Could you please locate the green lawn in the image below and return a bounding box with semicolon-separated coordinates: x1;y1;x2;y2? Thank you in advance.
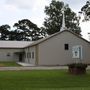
0;62;21;67
0;70;90;90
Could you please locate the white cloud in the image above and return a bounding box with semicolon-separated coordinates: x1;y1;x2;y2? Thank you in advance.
6;0;32;9
80;21;90;41
5;0;50;10
59;0;87;13
4;0;51;27
0;0;90;40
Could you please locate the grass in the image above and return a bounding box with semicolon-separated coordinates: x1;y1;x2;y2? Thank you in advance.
0;70;89;90
0;62;21;67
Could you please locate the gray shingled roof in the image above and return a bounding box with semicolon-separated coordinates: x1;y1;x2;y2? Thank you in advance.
25;30;90;48
0;30;90;49
0;41;33;48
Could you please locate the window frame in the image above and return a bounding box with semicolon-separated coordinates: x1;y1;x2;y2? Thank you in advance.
64;44;69;50
32;52;34;59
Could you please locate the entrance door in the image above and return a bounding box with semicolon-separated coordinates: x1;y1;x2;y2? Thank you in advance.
19;54;23;62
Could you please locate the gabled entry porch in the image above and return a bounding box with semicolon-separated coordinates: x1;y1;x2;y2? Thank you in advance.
14;52;25;62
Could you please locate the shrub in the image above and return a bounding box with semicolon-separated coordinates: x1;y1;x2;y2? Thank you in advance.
68;63;88;75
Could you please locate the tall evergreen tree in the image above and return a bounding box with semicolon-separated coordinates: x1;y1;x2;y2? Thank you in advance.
0;24;10;40
81;0;90;21
43;0;81;35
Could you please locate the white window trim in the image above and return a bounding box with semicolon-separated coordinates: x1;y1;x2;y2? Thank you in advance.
72;45;82;59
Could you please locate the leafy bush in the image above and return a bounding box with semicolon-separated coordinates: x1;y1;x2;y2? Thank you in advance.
68;63;88;75
68;63;87;68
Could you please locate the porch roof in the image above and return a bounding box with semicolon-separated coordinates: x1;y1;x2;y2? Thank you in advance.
0;41;33;49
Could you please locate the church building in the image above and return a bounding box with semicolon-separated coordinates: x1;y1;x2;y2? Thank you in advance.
0;6;90;66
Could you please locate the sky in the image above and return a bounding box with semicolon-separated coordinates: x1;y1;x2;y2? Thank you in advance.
0;0;90;40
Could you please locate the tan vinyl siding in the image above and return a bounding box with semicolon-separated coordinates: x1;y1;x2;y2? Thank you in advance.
24;46;36;65
38;31;90;65
0;49;23;62
35;45;39;65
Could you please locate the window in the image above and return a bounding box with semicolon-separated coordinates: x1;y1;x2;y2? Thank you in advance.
64;44;69;50
7;53;10;56
29;52;31;58
32;52;34;59
26;52;34;59
72;45;82;59
25;53;27;58
27;53;29;58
